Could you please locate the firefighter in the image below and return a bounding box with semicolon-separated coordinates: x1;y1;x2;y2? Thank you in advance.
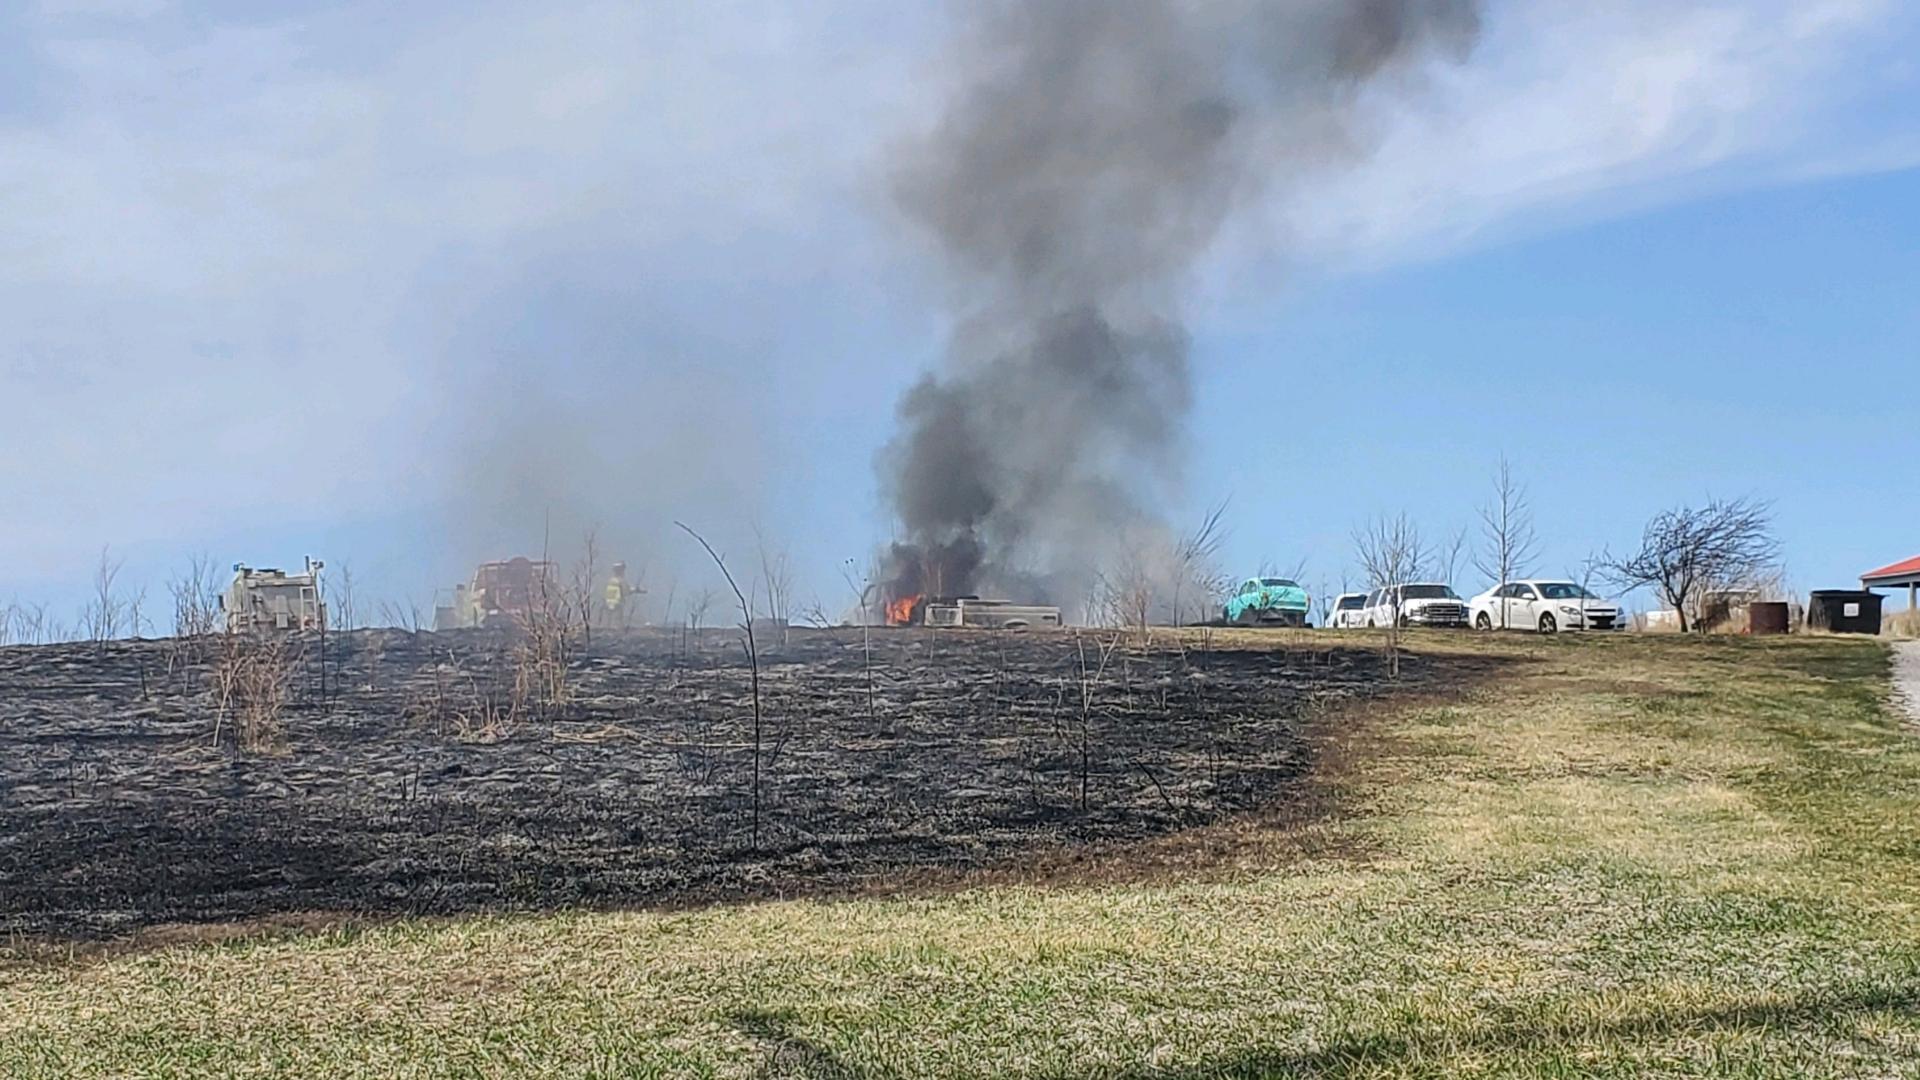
603;561;636;626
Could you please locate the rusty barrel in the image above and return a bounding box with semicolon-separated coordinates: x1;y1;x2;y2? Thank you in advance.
1748;602;1790;635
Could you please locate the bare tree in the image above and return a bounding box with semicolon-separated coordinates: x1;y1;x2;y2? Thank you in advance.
570;528;601;648
169;554;224;639
1600;497;1779;633
678;522;766;849
655;573;678;631
1436;526;1469;588
842;557;879;729
1093;554;1156;639
754;526;794;625
82;546;127;643
1353;513;1428;677
687;587;717;637
1472;457;1541;629
7;601;50;645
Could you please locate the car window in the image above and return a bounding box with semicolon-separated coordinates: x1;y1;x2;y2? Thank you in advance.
1337;595;1363;610
1365;590;1379;606
1515;585;1538;600
1538;583;1590;600
1402;584;1457;600
1258;577;1296;588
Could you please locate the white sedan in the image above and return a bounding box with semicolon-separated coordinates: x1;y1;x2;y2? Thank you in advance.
1470;580;1625;633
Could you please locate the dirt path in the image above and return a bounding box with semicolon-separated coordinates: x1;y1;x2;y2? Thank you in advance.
1896;641;1920;726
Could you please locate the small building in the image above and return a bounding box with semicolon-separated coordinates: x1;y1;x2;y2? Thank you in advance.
223;563;326;634
1862;554;1920;613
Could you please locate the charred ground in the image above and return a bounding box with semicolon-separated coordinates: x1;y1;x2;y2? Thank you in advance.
0;628;1496;939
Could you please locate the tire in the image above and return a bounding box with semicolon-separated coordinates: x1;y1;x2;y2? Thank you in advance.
1539;612;1558;634
1397;614;1410;629
1365;619;1376;629
1475;611;1492;631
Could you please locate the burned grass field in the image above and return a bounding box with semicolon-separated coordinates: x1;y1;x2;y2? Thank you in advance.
0;627;1491;939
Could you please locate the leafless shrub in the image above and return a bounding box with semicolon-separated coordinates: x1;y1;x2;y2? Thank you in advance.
1073;632;1123;810
378;598;427;633
569;527;601;648
1601;496;1779;633
797;598;832;628
410;649;526;743
169;554;223;639
325;561;358;632
755;526;794;625
81;546;127;643
842;558;880;731
513;563;573;711
212;632;297;753
126;585;150;640
6;601;52;645
686;586;717;648
1092;550;1156;639
163;555;225;690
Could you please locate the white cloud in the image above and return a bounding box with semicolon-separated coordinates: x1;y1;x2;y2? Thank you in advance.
1268;0;1920;269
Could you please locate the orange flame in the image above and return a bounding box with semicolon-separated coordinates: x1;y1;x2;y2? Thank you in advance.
886;594;921;626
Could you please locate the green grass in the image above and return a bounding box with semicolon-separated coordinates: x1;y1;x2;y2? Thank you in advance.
5;633;1919;1077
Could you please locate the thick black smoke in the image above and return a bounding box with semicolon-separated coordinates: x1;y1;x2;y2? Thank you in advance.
880;0;1481;605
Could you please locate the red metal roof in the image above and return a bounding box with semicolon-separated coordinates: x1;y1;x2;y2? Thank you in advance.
1862;554;1920;583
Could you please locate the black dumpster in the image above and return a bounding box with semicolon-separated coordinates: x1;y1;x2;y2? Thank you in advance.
1807;590;1882;634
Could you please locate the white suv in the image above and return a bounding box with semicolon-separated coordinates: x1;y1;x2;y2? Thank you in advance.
1357;583;1470;629
1469;580;1624;633
1327;592;1368;628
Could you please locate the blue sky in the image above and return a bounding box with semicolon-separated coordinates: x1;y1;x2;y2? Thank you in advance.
2;1;1918;628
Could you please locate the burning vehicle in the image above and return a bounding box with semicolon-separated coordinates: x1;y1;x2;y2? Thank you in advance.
890;595;1062;630
870;538;1061;629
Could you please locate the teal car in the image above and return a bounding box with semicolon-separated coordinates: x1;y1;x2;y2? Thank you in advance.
1224;577;1310;627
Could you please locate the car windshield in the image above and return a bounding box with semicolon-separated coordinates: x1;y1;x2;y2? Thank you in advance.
1400;585;1458;600
1538;583;1595;600
1258;578;1297;588
1337;596;1364;609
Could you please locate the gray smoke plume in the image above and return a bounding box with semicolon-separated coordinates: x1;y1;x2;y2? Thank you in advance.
880;0;1481;607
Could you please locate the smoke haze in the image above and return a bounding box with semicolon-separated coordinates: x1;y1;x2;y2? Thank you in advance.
880;0;1482;606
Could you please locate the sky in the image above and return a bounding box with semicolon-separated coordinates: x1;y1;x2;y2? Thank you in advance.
2;0;1918;630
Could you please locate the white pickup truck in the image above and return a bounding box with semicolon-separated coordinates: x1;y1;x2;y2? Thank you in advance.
1357;583;1470;628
